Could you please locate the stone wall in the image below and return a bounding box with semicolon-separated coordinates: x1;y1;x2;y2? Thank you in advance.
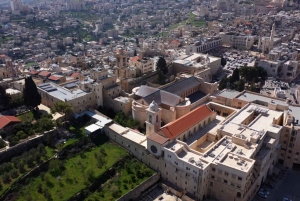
0;129;58;163
116;173;161;201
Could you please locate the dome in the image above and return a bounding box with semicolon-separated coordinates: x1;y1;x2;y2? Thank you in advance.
149;100;159;111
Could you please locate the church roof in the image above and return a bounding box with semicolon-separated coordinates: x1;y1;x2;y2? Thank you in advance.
161;105;214;139
143;90;182;107
147;133;169;145
161;76;201;96
135;85;159;98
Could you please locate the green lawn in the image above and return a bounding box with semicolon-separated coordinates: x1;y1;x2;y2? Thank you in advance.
85;157;155;201
16;142;128;201
187;13;206;27
17;111;42;122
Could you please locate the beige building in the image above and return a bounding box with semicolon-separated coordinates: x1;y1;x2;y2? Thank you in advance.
37;82;96;113
129;55;154;74
101;88;300;201
132;76;217;126
212;89;300;170
172;53;221;78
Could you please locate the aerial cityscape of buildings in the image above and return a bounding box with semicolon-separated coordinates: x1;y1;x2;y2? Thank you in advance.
1;0;300;200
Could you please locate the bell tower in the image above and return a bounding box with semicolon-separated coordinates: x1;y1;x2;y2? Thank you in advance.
145;100;161;136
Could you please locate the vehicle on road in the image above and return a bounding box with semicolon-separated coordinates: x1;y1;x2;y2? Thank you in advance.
258;192;268;198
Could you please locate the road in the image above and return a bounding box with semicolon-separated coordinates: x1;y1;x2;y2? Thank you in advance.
253;170;300;201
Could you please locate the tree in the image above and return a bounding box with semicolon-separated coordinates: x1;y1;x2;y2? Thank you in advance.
221;57;227;66
0;139;6;149
250;79;256;92
234;79;245;92
156;57;168;75
231;68;240;83
256;66;268;79
23;75;41;110
0;86;10;108
218;77;230;90
51;101;73;121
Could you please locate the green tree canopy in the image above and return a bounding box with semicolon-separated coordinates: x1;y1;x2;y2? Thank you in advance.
156;57;168;75
239;66;267;83
23;75;41;110
230;68;240;83
221;57;227;66
51;101;73;121
0;85;10;108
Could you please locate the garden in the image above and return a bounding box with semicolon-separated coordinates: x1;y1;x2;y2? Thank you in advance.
0;113;54;146
85;156;155;201
0;144;54;195
12;137;128;201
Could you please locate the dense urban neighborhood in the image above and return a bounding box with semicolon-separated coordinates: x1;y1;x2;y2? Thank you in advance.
1;0;300;201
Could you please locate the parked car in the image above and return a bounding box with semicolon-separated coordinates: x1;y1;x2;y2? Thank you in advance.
258;192;268;199
259;189;270;196
283;198;292;201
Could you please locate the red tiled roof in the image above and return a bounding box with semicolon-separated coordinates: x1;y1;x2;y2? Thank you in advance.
0;54;6;58
0;115;21;129
161;105;214;139
38;71;51;77
48;75;60;81
147;133;169;145
130;56;140;63
170;39;180;45
71;72;79;78
29;70;39;75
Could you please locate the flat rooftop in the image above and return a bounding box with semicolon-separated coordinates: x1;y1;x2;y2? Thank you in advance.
221;104;283;139
38;83;89;101
164;141;209;169
122;130;147;144
236;92;288;107
107;123;129;134
217;89;241;99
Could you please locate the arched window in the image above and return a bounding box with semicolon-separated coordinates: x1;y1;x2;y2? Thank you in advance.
149;115;152;123
237;192;241;198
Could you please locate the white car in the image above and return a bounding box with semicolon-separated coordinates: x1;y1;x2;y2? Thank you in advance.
259;189;270;196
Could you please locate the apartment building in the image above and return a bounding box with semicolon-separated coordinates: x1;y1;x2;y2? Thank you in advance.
129;55;154;74
219;32;255;50
186;36;222;55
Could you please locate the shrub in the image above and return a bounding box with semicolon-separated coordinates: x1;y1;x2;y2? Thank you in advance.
0;138;6;149
110;185;120;198
2;172;11;183
85;167;95;182
10;169;19;179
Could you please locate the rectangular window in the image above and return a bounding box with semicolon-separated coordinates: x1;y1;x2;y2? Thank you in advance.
212;168;216;172
238;177;242;181
224;180;228;184
225;172;229;176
